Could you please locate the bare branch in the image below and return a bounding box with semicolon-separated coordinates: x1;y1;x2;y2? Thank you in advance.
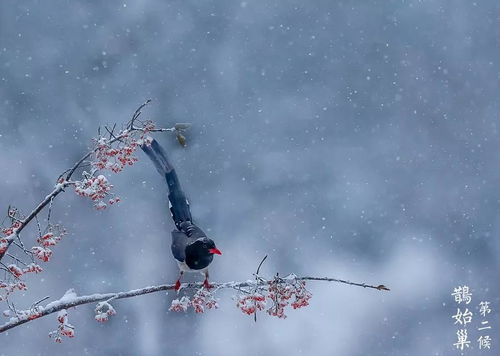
128;98;152;129
0;275;388;333
300;276;390;291
5;253;27;266
256;255;268;275
46;196;54;224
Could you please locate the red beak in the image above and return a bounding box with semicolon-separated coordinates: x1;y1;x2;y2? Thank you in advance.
209;248;222;255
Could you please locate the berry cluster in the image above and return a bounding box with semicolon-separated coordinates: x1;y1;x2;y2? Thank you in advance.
235;277;313;319
91;125;154;174
92;137;139;173
31;225;67;263
169;296;191;312
23;263;44;274
74;174;114;210
31;246;52;262
236;293;267;315
94;301;116;322
169;288;218;313
1;260;42;301
2;221;21;237
191;288;219;313
0;221;21;254
49;309;75;343
266;279;312;318
7;264;23;278
37;232;60;247
0;280;27;301
0;239;7;255
74;124;156;209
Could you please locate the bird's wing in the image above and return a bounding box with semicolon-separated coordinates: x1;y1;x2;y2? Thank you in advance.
171;222;208;262
171;230;190;262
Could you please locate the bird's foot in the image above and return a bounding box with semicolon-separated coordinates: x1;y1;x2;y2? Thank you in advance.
174;279;181;291
203;278;212;289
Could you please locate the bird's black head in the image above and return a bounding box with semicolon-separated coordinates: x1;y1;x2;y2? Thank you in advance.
185;238;222;270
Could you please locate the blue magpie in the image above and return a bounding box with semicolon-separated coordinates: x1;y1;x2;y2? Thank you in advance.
141;139;221;290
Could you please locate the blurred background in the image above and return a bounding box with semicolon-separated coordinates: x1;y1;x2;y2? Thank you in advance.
1;0;499;355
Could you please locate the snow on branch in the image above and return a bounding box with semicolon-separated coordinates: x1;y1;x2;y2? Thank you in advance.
0;274;389;336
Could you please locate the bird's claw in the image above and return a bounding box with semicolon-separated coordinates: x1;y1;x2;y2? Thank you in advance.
203;279;212;289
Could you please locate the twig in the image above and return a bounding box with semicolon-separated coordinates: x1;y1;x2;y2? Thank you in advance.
104;125;121;142
298;276;390;291
128;99;151;130
46;196;54;225
11;240;33;258
32;296;50;306
253;255;268;322
256;255;267;275
34;215;42;239
0;275;389;333
0;261;16;278
6;253;27;266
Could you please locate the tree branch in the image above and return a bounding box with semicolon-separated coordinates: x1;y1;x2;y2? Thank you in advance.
0;275;389;333
0;100;179;263
0;182;70;260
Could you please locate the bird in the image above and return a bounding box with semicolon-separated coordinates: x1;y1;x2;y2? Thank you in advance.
141;138;221;291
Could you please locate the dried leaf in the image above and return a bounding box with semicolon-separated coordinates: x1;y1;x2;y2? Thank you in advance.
376;284;390;291
176;132;187;147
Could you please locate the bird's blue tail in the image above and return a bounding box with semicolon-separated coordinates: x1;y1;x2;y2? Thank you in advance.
141;139;174;175
141;139;192;227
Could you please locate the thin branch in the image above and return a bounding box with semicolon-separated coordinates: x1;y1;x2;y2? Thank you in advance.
128;99;151;129
31;296;50;308
256;255;267;275
0;261;17;278
46;196;54;225
254;255;267;322
146;127;177;133
11;240;33;258
34;215;42;239
0;275;389;333
6;253;27;266
104;125;121;142
300;276;390;291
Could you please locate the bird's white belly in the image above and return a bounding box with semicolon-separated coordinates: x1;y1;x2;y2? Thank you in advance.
177;260;207;276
